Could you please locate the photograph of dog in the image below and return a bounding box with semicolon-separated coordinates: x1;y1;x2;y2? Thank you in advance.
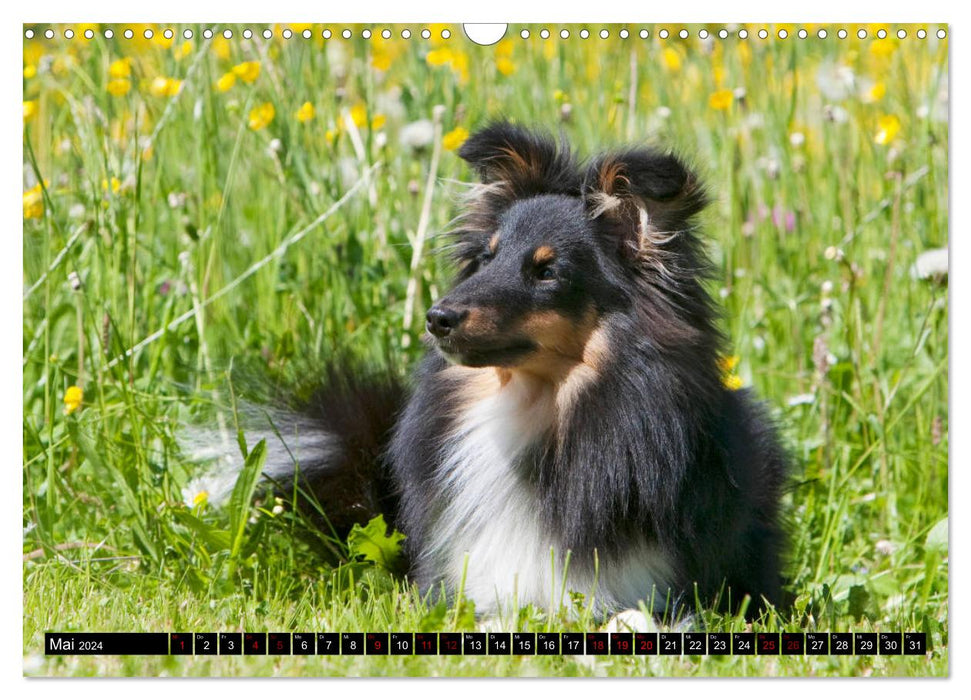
23;23;948;677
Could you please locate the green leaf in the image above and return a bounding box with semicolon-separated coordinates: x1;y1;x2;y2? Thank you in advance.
848;584;870;621
346;514;406;572
228;439;267;560
172;510;231;552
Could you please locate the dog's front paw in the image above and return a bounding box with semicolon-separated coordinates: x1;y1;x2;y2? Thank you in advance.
603;608;657;634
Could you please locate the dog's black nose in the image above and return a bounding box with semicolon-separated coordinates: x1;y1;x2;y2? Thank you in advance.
426;306;465;338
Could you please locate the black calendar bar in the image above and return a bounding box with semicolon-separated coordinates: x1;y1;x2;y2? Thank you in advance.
45;633;169;655
41;631;927;657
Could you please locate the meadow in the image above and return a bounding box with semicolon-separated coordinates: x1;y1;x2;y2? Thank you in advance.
22;23;948;677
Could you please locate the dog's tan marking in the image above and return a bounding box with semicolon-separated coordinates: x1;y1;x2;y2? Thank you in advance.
532;245;556;266
488;233;500;255
512;308;602;385
597;157;630;196
497;144;542;182
463;307;500;336
555;325;611;414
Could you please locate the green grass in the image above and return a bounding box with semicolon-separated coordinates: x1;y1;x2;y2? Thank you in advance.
22;23;949;677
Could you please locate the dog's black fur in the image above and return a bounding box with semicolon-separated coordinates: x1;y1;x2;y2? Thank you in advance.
198;122;788;618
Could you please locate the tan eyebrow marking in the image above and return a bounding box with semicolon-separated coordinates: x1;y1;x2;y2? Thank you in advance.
532;245;556;265
488;233;500;254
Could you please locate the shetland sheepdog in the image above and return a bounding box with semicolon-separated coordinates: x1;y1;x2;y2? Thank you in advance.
186;122;788;620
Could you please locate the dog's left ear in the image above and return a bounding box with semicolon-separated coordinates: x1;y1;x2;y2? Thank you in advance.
582;150;708;259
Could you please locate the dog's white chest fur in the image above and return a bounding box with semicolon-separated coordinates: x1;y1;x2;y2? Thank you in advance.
425;372;674;615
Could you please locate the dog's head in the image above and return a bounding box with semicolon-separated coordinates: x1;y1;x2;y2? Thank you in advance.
426;122;713;378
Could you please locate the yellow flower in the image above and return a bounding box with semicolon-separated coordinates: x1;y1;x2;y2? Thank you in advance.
371;114;387;130
24;43;44;70
23;100;38;123
23;182;45;219
212;35;231;60
866;81;886;103
102;177;122;194
248;102;275;131
428;23;452;47
553;89;568;103
109;57;131;79
497;57;515;76
325;129;338;145
443;126;469;151
372;51;393;72
737;41;752;66
141;145;154;162
107;78;131;96
296;102;315;123
370;33;403;72
149;77;182;97
662;48;682;72
722;374;744;391
451;50;470;84
350;103;368;127
708;89;734;111
23;64;37;79
717;355;740;373
64;385;83;415
151;32;174;50
174;41;193;60
75;24;99;40
426;47;454;67
874;114;901;145
495;39;516;76
426;46;469;83
870;39;899;59
192;490;209;507
231;61;260;83
215;72;236;92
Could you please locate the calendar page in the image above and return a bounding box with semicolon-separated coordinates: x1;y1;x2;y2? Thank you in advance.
22;20;949;678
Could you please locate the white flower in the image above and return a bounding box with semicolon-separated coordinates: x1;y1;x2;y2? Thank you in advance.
167;192;188;209
823;104;850;123
375;86;406;122
789;131;805;147
326;42;349;79
399;119;434;150
787;393;816;407
911;248;948;280
816;62;856;101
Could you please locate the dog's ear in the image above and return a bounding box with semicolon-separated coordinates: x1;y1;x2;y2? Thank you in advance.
458;121;577;196
582;149;708;260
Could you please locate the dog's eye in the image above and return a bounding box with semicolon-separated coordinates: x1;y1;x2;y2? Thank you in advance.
479;252;494;266
535;265;556;282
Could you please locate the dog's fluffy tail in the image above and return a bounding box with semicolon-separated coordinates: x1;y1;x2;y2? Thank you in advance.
181;363;405;537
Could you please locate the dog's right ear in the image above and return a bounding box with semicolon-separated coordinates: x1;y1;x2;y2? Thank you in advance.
457;121;578;196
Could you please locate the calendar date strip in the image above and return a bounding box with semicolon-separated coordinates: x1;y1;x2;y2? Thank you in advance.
45;631;927;657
